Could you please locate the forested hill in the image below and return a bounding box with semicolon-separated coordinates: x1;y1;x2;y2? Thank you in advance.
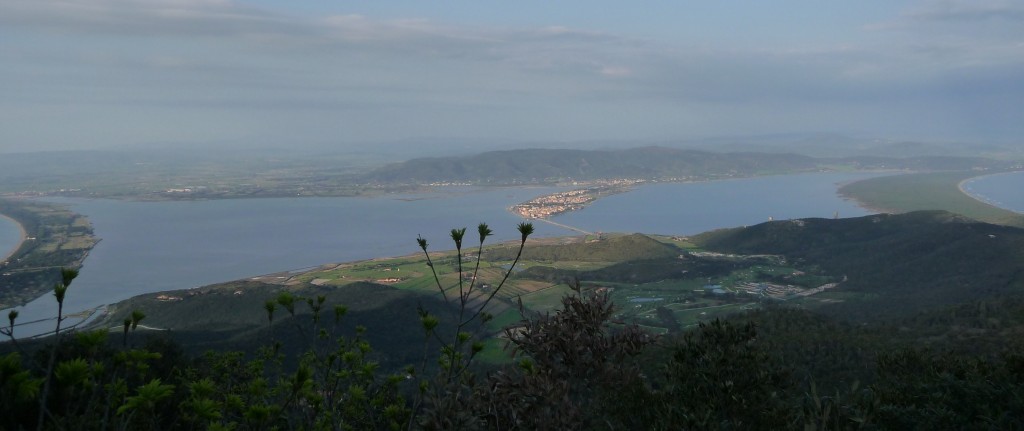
363;147;818;183
361;146;1011;184
693;210;1024;321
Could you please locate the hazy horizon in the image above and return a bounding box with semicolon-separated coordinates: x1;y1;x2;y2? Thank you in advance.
2;1;1022;154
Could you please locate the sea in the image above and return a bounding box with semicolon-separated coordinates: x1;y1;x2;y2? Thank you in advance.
960;171;1024;214
3;171;888;336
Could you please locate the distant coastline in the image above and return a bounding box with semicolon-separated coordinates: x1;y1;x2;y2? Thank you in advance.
0;212;26;263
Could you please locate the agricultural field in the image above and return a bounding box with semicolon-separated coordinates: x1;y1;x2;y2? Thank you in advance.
278;233;838;335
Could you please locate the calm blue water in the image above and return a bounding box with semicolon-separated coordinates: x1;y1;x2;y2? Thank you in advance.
0;214;20;261
554;172;879;235
6;172;880;335
961;171;1024;214
9;187;566;332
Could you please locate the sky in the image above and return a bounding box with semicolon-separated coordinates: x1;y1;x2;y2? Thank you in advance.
1;0;1022;153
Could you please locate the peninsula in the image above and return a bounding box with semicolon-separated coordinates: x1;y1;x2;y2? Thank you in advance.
839;170;1024;228
0;199;98;308
510;179;644;219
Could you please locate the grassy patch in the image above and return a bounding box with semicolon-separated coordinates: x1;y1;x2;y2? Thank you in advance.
474;337;517;365
486;307;525;331
518;284;573;312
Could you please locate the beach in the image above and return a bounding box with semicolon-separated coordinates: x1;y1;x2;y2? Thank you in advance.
0;212;27;263
958;171;1024;212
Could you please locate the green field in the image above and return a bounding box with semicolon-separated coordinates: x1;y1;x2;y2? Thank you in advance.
280;233;829;339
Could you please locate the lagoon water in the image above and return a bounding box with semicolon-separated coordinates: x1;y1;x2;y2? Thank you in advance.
0;214;20;261
961;171;1024;214
7;172;881;336
9;186;567;335
556;172;881;235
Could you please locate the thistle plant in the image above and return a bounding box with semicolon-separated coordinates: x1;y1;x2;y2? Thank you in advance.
37;267;79;431
3;310;17;337
122;310;146;348
412;222;533;428
0;309;21;353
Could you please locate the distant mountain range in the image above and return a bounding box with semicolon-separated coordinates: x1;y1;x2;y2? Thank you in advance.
362;146;1011;184
1;145;1015;198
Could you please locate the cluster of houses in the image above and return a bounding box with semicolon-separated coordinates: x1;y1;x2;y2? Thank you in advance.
511;188;594;219
510;178;645;219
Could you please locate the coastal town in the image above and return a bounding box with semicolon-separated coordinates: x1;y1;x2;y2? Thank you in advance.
510;179;645;219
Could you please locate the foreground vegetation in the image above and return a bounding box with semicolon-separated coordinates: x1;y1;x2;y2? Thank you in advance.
3;214;1024;429
4;277;1024;429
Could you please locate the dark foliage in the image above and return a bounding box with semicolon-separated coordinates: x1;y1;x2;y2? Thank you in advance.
694;210;1024;320
465;282;654;430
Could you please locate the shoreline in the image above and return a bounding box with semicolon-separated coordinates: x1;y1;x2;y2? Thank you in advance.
835;189;892;215
42;172;891;307
957;170;1024;214
0;212;27;263
512;171;893;222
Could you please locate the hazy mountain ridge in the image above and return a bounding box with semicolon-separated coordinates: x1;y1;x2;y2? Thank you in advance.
1;146;1014;199
364;146;1012;184
831;155;1004;171
364;147;820;183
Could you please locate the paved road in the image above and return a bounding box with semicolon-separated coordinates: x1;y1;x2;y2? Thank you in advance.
533;218;594;235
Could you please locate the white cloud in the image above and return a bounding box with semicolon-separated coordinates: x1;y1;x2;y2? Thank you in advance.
0;0;307;37
904;0;1024;23
1;0;1022;152
600;66;632;77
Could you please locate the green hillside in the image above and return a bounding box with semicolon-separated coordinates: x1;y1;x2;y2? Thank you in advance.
92;281;458;369
693;210;1024;320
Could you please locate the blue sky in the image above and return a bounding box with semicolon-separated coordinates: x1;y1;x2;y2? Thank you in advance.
1;0;1022;153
